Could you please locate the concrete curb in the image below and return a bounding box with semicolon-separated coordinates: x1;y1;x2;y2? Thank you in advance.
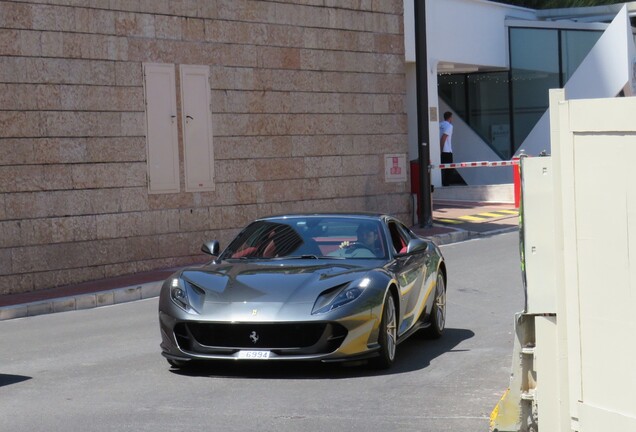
0;280;163;321
427;225;518;246
426;227;474;246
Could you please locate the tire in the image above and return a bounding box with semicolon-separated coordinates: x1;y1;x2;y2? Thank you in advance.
424;272;446;339
372;292;398;369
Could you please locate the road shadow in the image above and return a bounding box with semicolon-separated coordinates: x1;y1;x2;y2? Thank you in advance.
0;374;32;387
168;327;474;379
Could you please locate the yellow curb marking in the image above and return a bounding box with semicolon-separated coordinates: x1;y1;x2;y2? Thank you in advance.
479;212;507;217
458;215;490;222
435;209;519;225
436;218;463;225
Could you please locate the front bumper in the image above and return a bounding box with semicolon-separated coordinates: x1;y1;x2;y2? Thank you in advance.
159;309;381;363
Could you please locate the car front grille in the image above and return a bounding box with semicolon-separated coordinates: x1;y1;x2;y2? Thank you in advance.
174;322;348;356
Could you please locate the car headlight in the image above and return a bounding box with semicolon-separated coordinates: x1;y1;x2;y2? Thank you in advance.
170;278;191;311
312;277;371;314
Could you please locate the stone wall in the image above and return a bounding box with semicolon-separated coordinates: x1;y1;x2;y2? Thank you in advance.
0;0;410;295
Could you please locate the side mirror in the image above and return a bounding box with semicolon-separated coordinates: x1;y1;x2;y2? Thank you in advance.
201;240;220;256
404;238;429;255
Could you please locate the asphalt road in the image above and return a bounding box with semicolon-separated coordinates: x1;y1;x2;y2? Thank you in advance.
0;232;524;432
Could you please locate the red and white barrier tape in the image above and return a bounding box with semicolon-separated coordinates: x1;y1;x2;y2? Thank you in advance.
430;160;519;170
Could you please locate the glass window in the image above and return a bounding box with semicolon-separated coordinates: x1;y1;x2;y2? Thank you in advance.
438;74;466;119
222;217;387;260
510;28;560;153
438;27;605;158
561;30;602;83
438;72;510;158
467;72;511;159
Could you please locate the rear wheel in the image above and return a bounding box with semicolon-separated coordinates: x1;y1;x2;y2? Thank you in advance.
372;293;397;369
424;272;446;339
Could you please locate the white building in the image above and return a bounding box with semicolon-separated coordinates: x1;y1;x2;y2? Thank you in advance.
404;0;636;186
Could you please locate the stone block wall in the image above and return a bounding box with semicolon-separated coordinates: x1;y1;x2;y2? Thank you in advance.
0;0;410;295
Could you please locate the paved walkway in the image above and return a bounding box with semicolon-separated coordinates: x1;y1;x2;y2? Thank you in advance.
0;200;519;320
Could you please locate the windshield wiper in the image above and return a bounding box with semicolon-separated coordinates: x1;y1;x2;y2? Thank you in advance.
282;255;348;260
283;255;320;259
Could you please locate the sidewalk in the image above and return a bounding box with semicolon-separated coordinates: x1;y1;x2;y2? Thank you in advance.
0;200;519;320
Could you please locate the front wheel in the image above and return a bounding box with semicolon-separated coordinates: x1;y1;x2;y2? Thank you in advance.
372;293;397;369
424;272;446;339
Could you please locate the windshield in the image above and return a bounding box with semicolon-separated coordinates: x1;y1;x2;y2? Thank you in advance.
221;217;388;260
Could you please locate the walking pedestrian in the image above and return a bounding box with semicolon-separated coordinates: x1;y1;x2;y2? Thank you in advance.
440;111;454;186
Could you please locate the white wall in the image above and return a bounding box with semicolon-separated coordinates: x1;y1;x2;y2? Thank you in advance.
404;0;535;65
548;89;636;432
405;63;419;163
425;0;534;68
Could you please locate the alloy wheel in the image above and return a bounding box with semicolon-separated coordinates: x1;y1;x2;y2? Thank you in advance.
435;274;446;331
385;297;397;361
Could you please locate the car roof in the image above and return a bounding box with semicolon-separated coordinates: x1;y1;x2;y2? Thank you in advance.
258;212;390;221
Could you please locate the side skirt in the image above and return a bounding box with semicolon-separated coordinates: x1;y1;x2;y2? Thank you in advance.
397;321;430;344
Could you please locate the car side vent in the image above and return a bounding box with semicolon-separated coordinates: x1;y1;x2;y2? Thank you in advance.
313;283;349;312
187;282;205;296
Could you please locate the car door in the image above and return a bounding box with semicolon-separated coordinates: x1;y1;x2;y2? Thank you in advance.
386;220;430;336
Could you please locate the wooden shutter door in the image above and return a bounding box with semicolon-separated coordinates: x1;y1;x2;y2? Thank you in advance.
143;63;180;194
180;65;215;192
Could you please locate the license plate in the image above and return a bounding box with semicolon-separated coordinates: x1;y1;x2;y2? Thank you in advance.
238;350;271;359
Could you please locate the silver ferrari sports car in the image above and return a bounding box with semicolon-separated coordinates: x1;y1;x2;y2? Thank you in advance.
159;214;447;369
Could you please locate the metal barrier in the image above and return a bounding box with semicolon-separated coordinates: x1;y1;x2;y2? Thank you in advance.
429;160;519;170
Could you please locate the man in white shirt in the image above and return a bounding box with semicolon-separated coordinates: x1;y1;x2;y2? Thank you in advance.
439;111;454;186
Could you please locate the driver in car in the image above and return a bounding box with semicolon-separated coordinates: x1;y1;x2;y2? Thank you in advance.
329;224;381;258
357;224;380;253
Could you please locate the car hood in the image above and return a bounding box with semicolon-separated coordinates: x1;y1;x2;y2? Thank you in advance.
179;259;380;305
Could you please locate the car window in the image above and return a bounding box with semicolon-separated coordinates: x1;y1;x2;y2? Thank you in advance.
397;222;415;239
221;217;388;259
222;221;303;259
388;221;410;255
